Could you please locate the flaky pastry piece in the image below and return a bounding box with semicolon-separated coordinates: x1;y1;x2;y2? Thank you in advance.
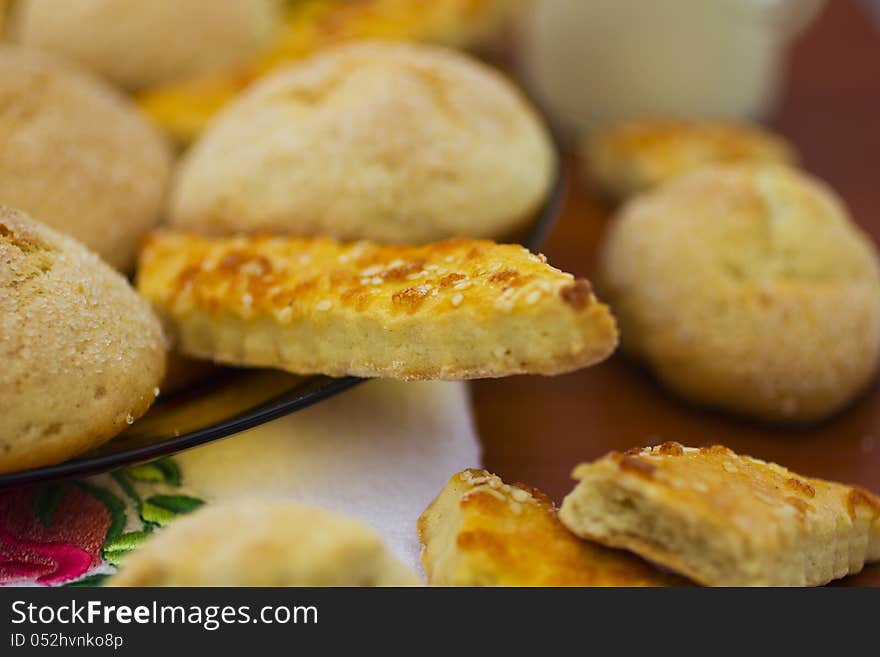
559;443;880;587
417;469;686;586
136;232;618;380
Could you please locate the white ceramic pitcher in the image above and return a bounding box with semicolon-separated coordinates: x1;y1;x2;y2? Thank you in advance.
521;0;826;136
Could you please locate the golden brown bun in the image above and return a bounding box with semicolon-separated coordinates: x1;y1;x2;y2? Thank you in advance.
9;0;281;91
419;469;687;586
0;46;171;271
168;40;555;244
0;206;166;474
560;443;880;586
108;499;420;586
137;232;618;380
586;119;798;201
599;164;880;422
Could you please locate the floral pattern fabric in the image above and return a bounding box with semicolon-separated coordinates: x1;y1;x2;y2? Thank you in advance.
0;458;204;587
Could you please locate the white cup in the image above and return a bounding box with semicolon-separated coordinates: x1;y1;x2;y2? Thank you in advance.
521;0;826;137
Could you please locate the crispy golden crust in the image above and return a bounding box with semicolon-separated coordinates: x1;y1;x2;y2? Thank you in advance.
136;232;618;380
586;119;798;200
418;469;686;586
560;443;880;586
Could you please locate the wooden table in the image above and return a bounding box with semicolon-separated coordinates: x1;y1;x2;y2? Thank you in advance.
473;0;880;586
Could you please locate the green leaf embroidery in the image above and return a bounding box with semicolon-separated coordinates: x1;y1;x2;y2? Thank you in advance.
125;458;181;487
33;483;66;528
75;482;126;544
102;530;154;567
111;470;141;506
65;573;110;588
141;495;204;526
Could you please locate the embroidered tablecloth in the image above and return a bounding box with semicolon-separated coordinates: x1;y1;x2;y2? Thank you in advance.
0;380;480;586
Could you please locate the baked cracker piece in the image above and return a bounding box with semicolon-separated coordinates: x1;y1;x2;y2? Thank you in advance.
418;469;687;586
137;232;618;380
559;443;880;586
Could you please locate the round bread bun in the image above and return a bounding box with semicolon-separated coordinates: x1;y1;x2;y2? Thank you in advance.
0;47;171;272
599;165;880;423
108;499;421;586
168;40;555;244
0;206;167;473
9;0;281;91
586;119;798;201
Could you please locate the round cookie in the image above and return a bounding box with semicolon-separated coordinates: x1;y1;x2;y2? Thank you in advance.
9;0;281;90
586;119;798;201
0;46;172;272
168;40;555;244
599;164;880;423
108;500;421;586
0;206;167;473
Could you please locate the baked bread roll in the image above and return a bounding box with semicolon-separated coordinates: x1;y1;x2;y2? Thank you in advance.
560;443;880;586
108;499;420;586
0;206;166;474
0;47;171;271
586;119;797;201
9;0;281;91
168;40;555;244
419;469;686;586
599;164;880;422
137;232;618;379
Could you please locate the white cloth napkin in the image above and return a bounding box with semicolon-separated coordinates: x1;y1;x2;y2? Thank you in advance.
173;379;482;576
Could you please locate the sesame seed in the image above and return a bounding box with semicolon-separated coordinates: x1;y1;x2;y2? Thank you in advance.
526;290;541;305
315;300;332;311
361;264;383;276
451;293;463;307
453;280;471;290
510;488;530;503
371;277;383;285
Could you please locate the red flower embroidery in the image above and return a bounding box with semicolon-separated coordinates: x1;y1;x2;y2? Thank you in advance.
0;529;92;585
0;486;109;586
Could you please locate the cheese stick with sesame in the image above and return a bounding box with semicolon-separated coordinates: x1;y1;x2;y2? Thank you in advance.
559;443;880;586
136;232;618;380
418;469;687;586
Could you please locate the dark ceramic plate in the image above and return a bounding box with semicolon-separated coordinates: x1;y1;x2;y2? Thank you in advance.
0;160;566;489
